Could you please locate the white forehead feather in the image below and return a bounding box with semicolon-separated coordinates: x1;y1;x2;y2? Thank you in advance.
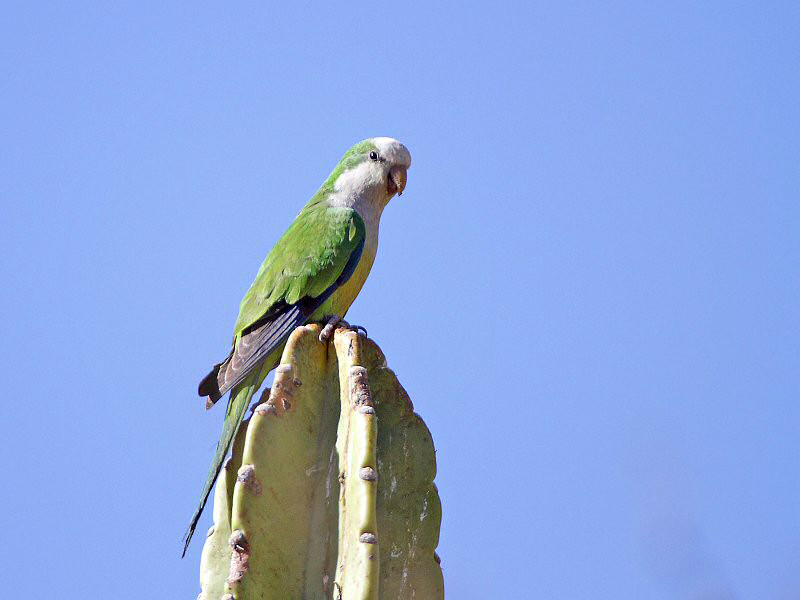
372;137;412;168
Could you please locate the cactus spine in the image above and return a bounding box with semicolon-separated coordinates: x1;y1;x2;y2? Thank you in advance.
198;325;443;600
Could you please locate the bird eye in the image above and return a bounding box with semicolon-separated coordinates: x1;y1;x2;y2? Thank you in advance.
369;151;379;161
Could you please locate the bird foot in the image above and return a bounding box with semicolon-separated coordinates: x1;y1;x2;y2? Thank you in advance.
319;316;368;343
319;315;346;343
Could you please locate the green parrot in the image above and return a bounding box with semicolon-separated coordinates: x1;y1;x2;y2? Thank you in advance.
183;137;411;555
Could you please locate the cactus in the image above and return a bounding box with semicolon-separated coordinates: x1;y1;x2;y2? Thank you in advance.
198;324;443;600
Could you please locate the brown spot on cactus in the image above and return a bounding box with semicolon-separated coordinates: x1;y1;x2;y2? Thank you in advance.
227;530;250;584
349;366;372;407
228;530;248;553
236;465;262;495
359;467;377;481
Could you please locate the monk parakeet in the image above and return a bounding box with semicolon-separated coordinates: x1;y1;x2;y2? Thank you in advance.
183;137;411;554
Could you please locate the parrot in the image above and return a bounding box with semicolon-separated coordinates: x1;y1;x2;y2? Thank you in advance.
183;137;411;555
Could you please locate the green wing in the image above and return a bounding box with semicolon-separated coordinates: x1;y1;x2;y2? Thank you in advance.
234;203;365;338
198;204;366;403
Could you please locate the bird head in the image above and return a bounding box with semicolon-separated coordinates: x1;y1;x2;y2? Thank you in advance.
324;138;412;210
368;137;411;198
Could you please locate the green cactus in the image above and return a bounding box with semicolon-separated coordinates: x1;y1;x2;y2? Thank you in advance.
198;325;443;600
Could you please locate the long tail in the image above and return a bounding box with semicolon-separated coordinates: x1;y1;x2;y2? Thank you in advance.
182;370;260;557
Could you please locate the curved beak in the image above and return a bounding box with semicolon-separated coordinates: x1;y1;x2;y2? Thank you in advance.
389;165;407;196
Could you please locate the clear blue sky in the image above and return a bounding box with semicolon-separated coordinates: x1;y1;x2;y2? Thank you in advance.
2;2;798;598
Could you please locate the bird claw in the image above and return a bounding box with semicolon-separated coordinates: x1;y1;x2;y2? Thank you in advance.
318;316;367;343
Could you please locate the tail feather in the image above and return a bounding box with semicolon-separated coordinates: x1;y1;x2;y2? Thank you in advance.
197;360;225;405
182;370;260;557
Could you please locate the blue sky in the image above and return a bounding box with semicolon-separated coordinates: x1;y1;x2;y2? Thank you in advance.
1;2;798;598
